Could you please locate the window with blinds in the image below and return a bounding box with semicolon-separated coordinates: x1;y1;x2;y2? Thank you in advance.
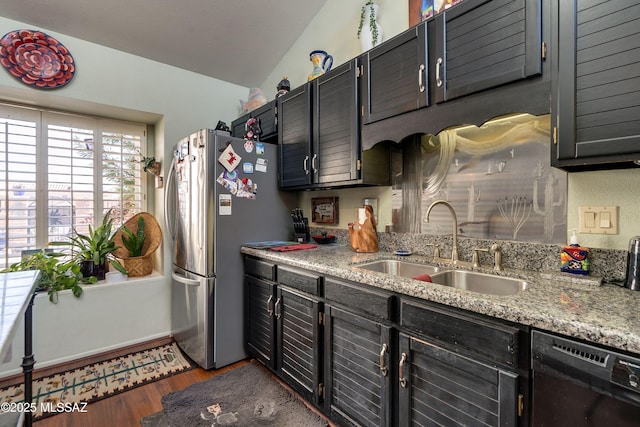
0;104;147;268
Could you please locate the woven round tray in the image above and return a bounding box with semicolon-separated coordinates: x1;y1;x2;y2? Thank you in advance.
111;212;162;263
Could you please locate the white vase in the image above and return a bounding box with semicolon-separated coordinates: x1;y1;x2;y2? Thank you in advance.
360;3;383;52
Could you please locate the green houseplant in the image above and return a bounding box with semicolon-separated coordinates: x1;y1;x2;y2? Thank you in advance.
1;250;93;303
141;155;161;176
121;215;146;257
49;208;127;280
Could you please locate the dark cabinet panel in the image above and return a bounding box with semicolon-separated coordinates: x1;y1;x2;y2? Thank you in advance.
401;299;521;369
244;256;276;281
398;333;519;427
244;259;323;405
277;286;322;404
279;59;366;189
362;24;428;124
324;305;392;427
434;0;542;103
278;265;322;296
324;277;395;321
313;60;361;185
553;0;640;169
278;84;313;188
231;100;277;143
245;275;277;369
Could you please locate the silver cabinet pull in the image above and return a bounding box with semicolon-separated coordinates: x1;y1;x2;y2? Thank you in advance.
311;154;318;174
399;352;408;388
274;297;282;320
266;295;273;316
379;343;388;376
436;57;443;88
418;64;425;93
303;155;310;175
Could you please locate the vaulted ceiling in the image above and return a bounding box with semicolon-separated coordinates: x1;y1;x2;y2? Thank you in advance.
0;0;327;87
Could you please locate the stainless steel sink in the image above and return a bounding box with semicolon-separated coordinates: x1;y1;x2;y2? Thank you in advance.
429;270;527;296
354;260;443;278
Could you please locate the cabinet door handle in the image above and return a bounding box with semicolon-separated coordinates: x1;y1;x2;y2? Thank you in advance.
303;156;310;175
274;297;282;320
379;343;388;376
399;352;407;388
311;154;318;174
266;295;273;316
436;57;443;88
418;64;425;93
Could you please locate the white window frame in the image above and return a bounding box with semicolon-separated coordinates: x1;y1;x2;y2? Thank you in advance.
0;103;148;267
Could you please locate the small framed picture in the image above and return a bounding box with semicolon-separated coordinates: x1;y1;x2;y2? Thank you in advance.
311;197;339;224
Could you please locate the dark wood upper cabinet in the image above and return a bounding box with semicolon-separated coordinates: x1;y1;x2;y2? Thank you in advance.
434;0;542;103
362;24;429;124
312;59;361;185
552;0;640;170
278;59;390;189
231;99;277;143
278;83;313;188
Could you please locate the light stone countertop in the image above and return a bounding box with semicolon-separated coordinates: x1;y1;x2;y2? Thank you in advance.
0;270;40;363
242;244;640;355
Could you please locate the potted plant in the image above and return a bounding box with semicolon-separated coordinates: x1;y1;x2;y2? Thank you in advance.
49;208;127;280
141;155;161;176
1;250;94;303
111;212;162;277
121;215;146;257
357;0;383;50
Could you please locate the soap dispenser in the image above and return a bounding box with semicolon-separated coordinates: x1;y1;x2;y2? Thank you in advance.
560;230;590;275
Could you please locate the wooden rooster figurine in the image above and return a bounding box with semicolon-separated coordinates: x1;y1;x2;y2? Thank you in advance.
348;204;378;253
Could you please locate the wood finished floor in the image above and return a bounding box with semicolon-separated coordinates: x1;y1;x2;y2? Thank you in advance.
33;360;248;427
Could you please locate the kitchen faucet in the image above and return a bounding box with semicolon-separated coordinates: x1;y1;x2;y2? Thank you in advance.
425;200;459;264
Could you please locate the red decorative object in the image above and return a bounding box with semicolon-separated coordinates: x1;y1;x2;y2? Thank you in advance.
0;29;75;89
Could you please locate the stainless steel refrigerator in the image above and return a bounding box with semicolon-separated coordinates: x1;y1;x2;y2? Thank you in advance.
165;129;294;369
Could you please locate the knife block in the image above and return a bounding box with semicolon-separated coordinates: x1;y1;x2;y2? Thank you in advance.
294;218;310;243
348;205;378;253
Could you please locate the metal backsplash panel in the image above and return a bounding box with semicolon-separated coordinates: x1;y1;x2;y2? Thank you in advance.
392;114;567;243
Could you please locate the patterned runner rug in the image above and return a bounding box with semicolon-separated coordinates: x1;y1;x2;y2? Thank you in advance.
0;341;194;419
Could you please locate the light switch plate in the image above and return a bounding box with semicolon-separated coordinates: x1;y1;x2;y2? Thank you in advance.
578;206;618;234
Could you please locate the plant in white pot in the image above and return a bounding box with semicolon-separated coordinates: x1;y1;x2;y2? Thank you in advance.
357;0;384;51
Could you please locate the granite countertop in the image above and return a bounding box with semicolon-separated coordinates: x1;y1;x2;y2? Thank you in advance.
0;270;40;363
241;245;640;355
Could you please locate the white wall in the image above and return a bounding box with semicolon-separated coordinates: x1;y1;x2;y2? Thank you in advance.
0;276;167;377
260;0;408;92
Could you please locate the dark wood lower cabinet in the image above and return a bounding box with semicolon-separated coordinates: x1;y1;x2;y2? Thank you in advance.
245;275;276;368
245;257;528;426
398;333;519;427
244;265;322;406
324;305;393;427
277;286;322;405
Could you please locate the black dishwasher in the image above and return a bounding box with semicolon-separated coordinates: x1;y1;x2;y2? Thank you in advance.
532;330;640;426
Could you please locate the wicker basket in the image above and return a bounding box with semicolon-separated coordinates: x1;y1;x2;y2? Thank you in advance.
121;255;154;277
111;212;162;277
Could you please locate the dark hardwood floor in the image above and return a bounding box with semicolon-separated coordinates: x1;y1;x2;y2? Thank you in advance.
33;360;248;427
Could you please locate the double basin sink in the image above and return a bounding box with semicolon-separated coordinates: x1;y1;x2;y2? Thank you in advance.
354;259;527;296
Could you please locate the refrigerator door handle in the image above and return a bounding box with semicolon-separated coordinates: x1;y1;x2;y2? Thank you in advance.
172;272;201;287
164;158;177;241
